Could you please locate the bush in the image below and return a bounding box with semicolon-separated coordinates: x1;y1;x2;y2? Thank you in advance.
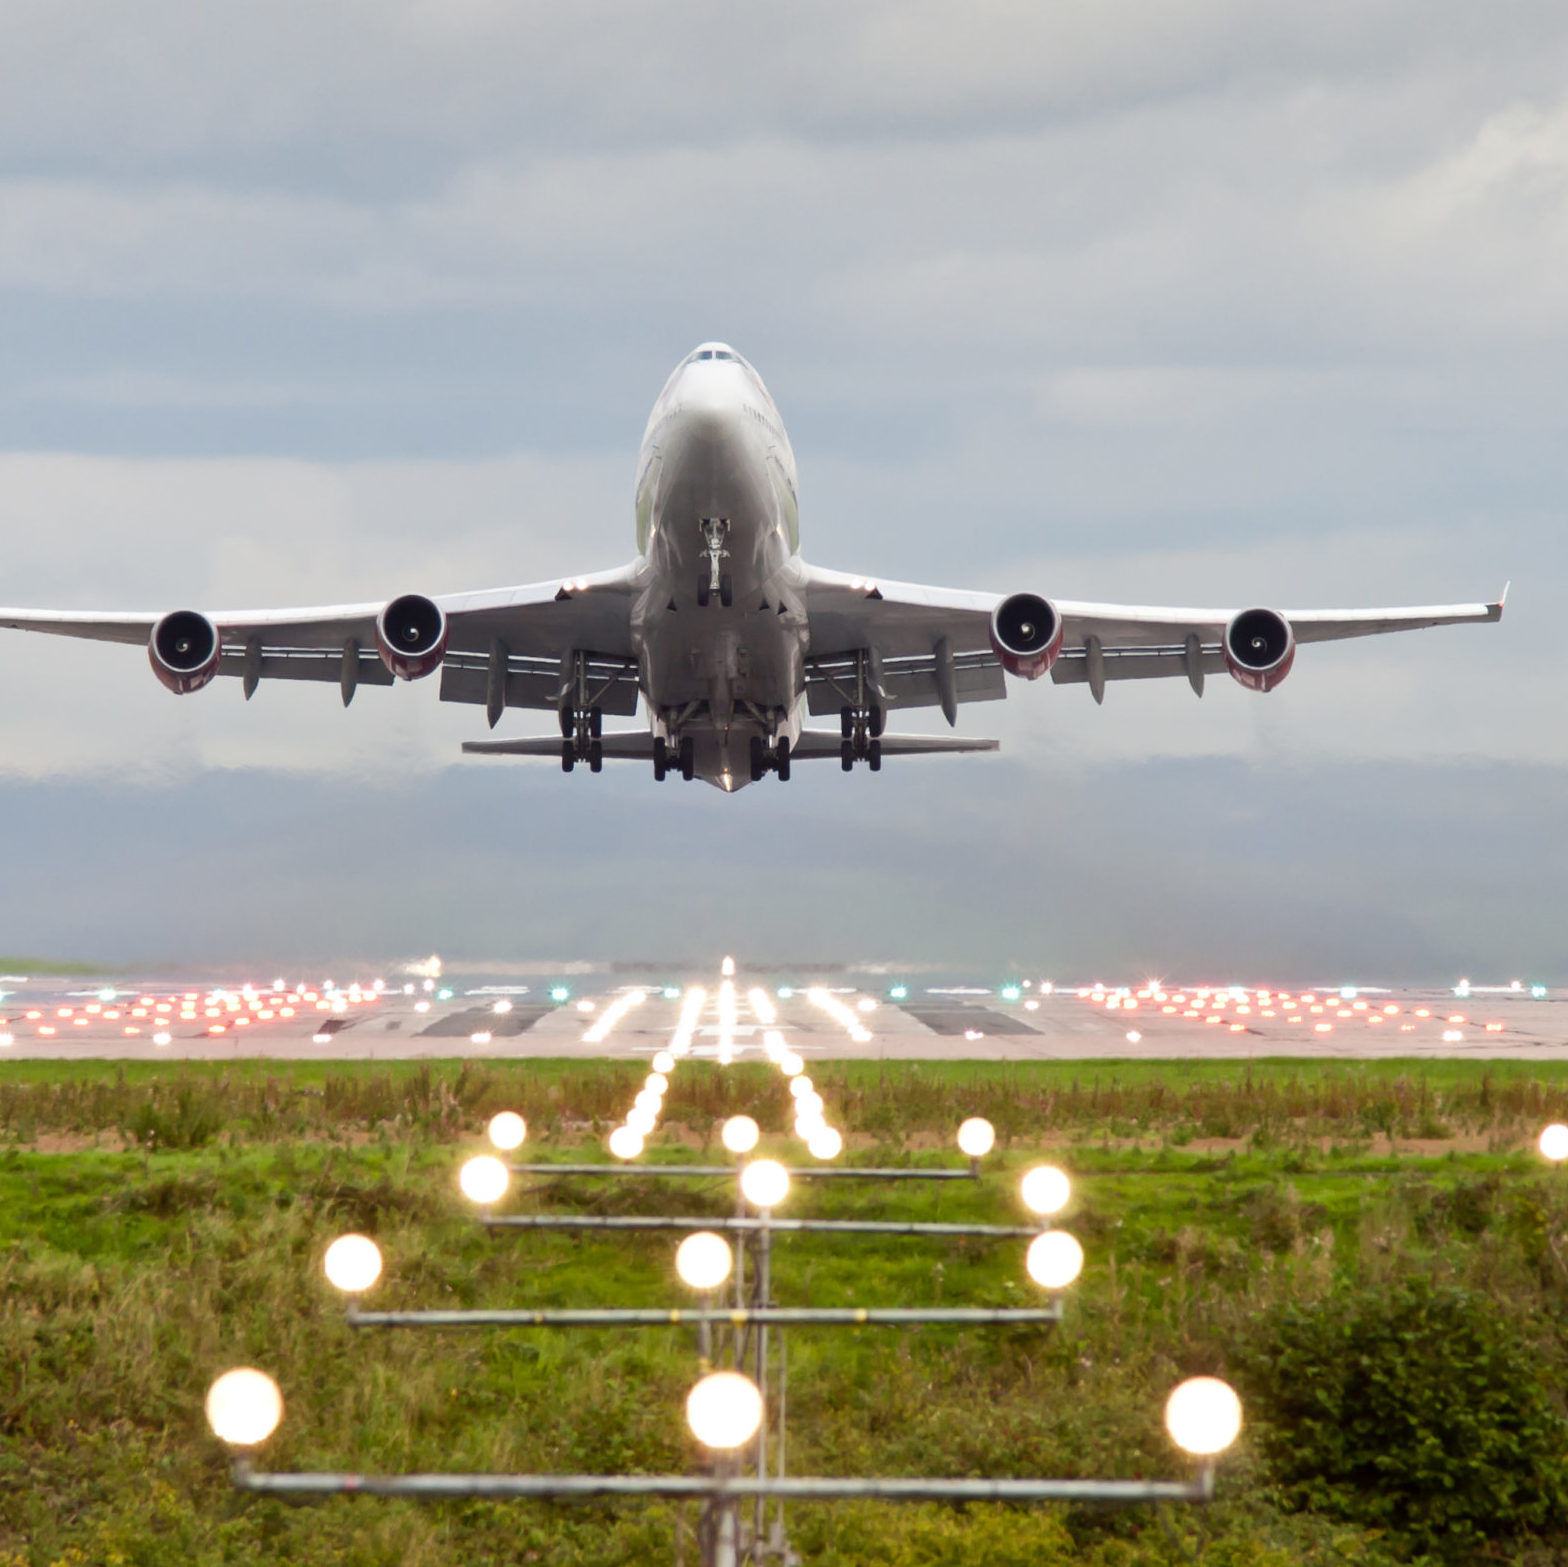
1237;1278;1568;1559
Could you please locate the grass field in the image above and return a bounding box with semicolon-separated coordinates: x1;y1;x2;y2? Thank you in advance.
5;1058;1568;1565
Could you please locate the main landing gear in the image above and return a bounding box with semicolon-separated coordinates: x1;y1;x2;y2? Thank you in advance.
749;734;792;783
696;518;733;608
839;703;883;772
558;701;603;773
652;736;696;782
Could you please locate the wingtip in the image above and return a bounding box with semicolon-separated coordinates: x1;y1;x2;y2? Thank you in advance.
1491;580;1510;619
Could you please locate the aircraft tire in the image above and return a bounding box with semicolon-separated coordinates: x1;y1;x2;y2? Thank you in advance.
589;742;603;773
749;735;766;782
841;740;854;772
868;739;882;771
840;706;854;739
697;577;711;608
561;740;575;773
720;573;733;608
869;704;885;738
653;737;667;781
679;736;696;781
776;737;791;782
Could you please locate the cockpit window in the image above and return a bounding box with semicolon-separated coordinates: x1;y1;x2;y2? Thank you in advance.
688;348;737;363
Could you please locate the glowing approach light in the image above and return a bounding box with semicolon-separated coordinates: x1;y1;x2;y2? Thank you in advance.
608;1125;644;1160
1164;1377;1243;1457
1026;1231;1084;1290
487;1111;526;1152
583;989;646;1044
1020;1165;1071;1216
1541;1124;1568;1163
956;1117;995;1158
459;1155;509;1206
740;1159;790;1209
205;1368;283;1447
722;1115;760;1154
686;1370;763;1450
675;1231;734;1292
323;1234;383;1294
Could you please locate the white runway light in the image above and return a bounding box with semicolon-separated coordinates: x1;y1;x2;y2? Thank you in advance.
1541;1123;1568;1162
205;1368;284;1447
459;1155;509;1206
675;1231;734;1291
722;1115;760;1154
487;1111;526;1151
1020;1165;1071;1216
669;987;707;1057
740;1159;790;1209
608;1125;645;1160
583;989;646;1045
686;1371;762;1449
807;1126;843;1161
323;1233;384;1294
1026;1230;1084;1290
956;1117;995;1158
1164;1377;1243;1457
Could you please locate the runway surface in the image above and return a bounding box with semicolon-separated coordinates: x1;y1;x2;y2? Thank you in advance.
1;965;1563;1062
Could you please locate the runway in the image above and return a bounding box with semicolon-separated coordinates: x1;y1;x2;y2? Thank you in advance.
0;965;1563;1062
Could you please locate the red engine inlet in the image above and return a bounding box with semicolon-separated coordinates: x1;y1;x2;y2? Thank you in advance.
375;593;448;680
1223;607;1295;692
989;592;1063;680
148;609;221;694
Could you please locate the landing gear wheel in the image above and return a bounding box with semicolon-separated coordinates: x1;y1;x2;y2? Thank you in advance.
696;577;711;608
559;705;573;738
589;741;603;773
868;704;885;739
749;734;766;783
652;736;667;782
679;735;696;782
775;737;791;782
841;740;855;773
590;708;602;737
868;739;882;772
719;573;733;609
840;706;854;739
561;740;575;773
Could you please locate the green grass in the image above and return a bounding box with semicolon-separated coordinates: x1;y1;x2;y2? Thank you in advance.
5;1060;1568;1563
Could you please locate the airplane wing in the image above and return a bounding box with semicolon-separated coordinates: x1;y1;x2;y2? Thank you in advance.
0;563;646;723
798;564;1506;717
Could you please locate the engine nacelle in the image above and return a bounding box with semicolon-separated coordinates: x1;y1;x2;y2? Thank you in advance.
989;592;1063;680
148;609;221;694
1223;607;1295;692
375;593;448;680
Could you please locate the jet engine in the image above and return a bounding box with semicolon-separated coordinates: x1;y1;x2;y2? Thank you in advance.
1223;607;1295;692
148;609;221;694
375;593;448;680
989;592;1063;680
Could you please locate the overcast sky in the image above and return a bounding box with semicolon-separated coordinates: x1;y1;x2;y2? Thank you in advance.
0;2;1563;978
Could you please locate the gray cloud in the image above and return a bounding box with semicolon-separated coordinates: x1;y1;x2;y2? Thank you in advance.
0;1;1562;969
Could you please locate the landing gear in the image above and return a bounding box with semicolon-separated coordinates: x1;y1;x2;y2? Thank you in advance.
558;651;607;773
652;736;668;782
697;518;731;607
838;699;886;770
750;734;766;783
775;736;791;782
679;735;696;782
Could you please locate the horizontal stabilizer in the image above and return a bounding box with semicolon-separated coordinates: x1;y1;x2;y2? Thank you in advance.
461;731;999;761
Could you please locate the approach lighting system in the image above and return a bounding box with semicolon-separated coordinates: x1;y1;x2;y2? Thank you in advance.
721;1115;760;1154
675;1231;734;1292
204;1368;284;1447
458;1155;509;1206
1164;1377;1243;1457
1025;1231;1084;1290
740;1159;790;1209
323;1234;384;1295
608;1126;645;1160
807;1126;844;1161
487;1111;526;1152
1020;1165;1071;1216
1540;1124;1568;1162
956;1117;995;1158
686;1371;764;1450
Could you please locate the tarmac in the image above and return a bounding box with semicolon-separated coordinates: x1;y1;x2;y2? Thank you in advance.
1;968;1564;1063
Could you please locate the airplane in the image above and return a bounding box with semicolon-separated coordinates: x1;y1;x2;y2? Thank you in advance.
0;342;1505;792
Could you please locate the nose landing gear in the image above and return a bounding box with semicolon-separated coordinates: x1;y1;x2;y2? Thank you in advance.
748;733;793;782
697;518;733;608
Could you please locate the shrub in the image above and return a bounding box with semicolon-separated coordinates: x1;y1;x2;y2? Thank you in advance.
1237;1278;1568;1559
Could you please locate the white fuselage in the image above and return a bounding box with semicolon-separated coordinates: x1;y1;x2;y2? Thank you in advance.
629;343;809;790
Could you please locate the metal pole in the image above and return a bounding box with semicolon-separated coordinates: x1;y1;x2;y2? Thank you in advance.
346;1305;1064;1329
506;1163;978;1182
754;1207;772;1555
484;1215;1042;1238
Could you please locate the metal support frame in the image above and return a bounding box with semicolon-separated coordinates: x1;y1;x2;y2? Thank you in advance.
228;1161;1218;1565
